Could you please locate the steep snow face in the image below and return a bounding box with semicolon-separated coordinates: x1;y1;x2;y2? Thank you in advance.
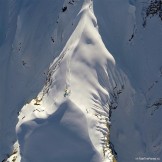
15;0;129;162
94;0;162;161
1;0;162;162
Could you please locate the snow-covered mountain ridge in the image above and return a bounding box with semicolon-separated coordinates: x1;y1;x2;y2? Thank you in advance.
0;0;162;162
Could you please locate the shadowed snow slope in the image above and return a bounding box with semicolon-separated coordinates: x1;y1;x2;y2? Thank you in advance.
1;0;162;162
0;0;64;159
17;100;100;162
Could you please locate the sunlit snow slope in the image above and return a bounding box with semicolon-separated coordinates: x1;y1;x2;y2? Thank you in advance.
1;0;162;162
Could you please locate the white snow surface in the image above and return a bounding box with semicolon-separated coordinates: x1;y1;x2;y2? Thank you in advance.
0;0;162;162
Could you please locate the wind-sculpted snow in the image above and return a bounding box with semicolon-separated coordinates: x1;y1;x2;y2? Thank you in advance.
1;0;162;162
14;0;128;161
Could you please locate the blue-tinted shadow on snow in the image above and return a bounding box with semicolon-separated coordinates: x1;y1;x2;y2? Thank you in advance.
17;100;100;162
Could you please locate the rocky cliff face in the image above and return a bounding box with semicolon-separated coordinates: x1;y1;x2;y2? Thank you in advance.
0;0;162;162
